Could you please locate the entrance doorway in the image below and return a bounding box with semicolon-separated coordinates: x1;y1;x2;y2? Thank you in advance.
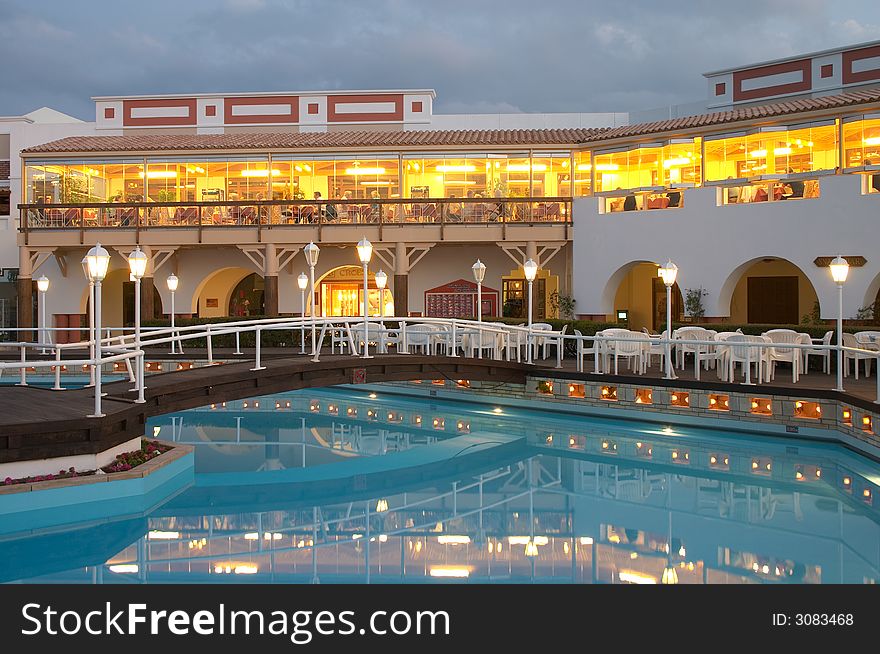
747;276;798;324
651;278;684;331
503;278;546;321
319;266;393;317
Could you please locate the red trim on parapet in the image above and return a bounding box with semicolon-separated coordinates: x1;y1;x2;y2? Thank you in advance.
327;94;404;122
122;98;197;126
733;59;811;102
223;96;300;124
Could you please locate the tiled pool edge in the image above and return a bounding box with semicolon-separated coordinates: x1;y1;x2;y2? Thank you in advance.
364;375;880;461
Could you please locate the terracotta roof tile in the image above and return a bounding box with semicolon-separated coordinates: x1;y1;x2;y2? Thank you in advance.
21;87;880;155
21;128;608;154
589;87;880;143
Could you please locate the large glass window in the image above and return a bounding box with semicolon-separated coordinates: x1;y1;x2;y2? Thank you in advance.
705;123;837;181
594;145;662;192
572;150;592;196
842;114;880;170
25;159;145;203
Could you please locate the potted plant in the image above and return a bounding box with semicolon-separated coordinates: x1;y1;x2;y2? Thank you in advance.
684;287;708;323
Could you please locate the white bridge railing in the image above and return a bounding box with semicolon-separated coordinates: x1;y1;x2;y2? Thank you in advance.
2;318;879;417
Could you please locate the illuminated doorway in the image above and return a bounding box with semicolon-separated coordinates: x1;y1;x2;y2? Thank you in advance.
318;266;394;317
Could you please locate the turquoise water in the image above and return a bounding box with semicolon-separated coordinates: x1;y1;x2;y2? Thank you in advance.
2;385;879;584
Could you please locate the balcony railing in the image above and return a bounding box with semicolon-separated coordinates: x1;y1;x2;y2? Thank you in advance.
19;197;571;235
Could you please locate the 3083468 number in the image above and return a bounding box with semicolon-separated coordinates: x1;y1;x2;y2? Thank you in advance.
794;614;854;626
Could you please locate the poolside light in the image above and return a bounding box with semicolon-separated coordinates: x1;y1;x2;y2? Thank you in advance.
36;275;50;354
304;242;320;355
298;272;309;355
166;274;180;355
85;243;110;418
523;259;538;364
356;238;373;359
830;255;849;392
524;540;539;557
829;255;849;284
375;269;387;318
658;259;678;380
128;246;149;403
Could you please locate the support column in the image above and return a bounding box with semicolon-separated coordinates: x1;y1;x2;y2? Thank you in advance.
525;241;538;267
264;243;279;317
393;241;408;317
17;247;33;341
140;246;154;321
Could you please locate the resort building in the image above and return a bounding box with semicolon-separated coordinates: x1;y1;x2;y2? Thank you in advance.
6;40;880;334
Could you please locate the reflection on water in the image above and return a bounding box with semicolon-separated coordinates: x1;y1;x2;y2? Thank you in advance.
3;386;880;584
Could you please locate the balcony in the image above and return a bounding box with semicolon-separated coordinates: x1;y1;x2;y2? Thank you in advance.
19;196;571;246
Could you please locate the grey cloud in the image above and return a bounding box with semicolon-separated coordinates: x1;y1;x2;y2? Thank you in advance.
0;0;875;120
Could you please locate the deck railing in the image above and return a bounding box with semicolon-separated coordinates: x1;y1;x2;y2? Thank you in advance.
3;316;880;418
19;196;572;234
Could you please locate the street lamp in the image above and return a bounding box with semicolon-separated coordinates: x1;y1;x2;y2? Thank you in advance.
166;274;179;354
472;259;486;322
356;237;373;359
375;270;388;319
81;256;96;388
297;272;309;354
658;259;679;380
128;247;148;403
523;258;538;364
830;255;849;392
85;243;110;418
304;242;320;355
36;275;49;354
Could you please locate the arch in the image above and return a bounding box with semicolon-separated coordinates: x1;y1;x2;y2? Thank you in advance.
600;260;683;330
190;267;257;317
717;256;820;324
862;271;880;316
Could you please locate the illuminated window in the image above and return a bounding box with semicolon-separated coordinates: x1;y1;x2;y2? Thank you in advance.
709;454;730;470
634;388;653;404
600;385;617;401
842;114;880;171
537;380;554;395
842;407;852;425
708;394;729;411
750;398;772;416
568;383;585;398
794;401;822;419
670;392;690;408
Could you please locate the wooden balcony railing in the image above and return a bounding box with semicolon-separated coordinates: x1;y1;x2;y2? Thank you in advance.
19;197;571;240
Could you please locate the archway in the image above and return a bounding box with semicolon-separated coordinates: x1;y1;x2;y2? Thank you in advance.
229;273;265;317
719;257;819;324
601;261;683;331
191;267;261;318
316;265;393;317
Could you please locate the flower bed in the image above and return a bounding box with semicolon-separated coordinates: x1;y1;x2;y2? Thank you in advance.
2;439;173;486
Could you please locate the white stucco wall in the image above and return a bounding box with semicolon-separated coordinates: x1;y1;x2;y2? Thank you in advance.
573;174;880;321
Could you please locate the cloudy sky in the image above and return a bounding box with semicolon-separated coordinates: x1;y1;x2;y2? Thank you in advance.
1;0;878;119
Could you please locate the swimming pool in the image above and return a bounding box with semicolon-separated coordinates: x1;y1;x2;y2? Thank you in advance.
2;385;879;584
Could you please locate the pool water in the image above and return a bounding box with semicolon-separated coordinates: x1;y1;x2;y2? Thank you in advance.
2;385;879;584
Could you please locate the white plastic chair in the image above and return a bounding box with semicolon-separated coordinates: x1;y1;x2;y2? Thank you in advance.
843;332;873;378
642;328;668;372
764;329;801;383
802;331;832;374
608;331;646;375
674;327;714;371
573;328;599;372
405;324;435;355
725;334;769;383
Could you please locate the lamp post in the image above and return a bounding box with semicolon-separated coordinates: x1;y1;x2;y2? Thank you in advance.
356;237;373;359
472;259;486;321
658;260;679;380
81;256;96;388
830;255;849;392
36;275;49;354
375;270;387;319
297;272;308;354
167;274;179;354
85;243;110;418
128;247;148;403
304;242;320;355
523;258;538;364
